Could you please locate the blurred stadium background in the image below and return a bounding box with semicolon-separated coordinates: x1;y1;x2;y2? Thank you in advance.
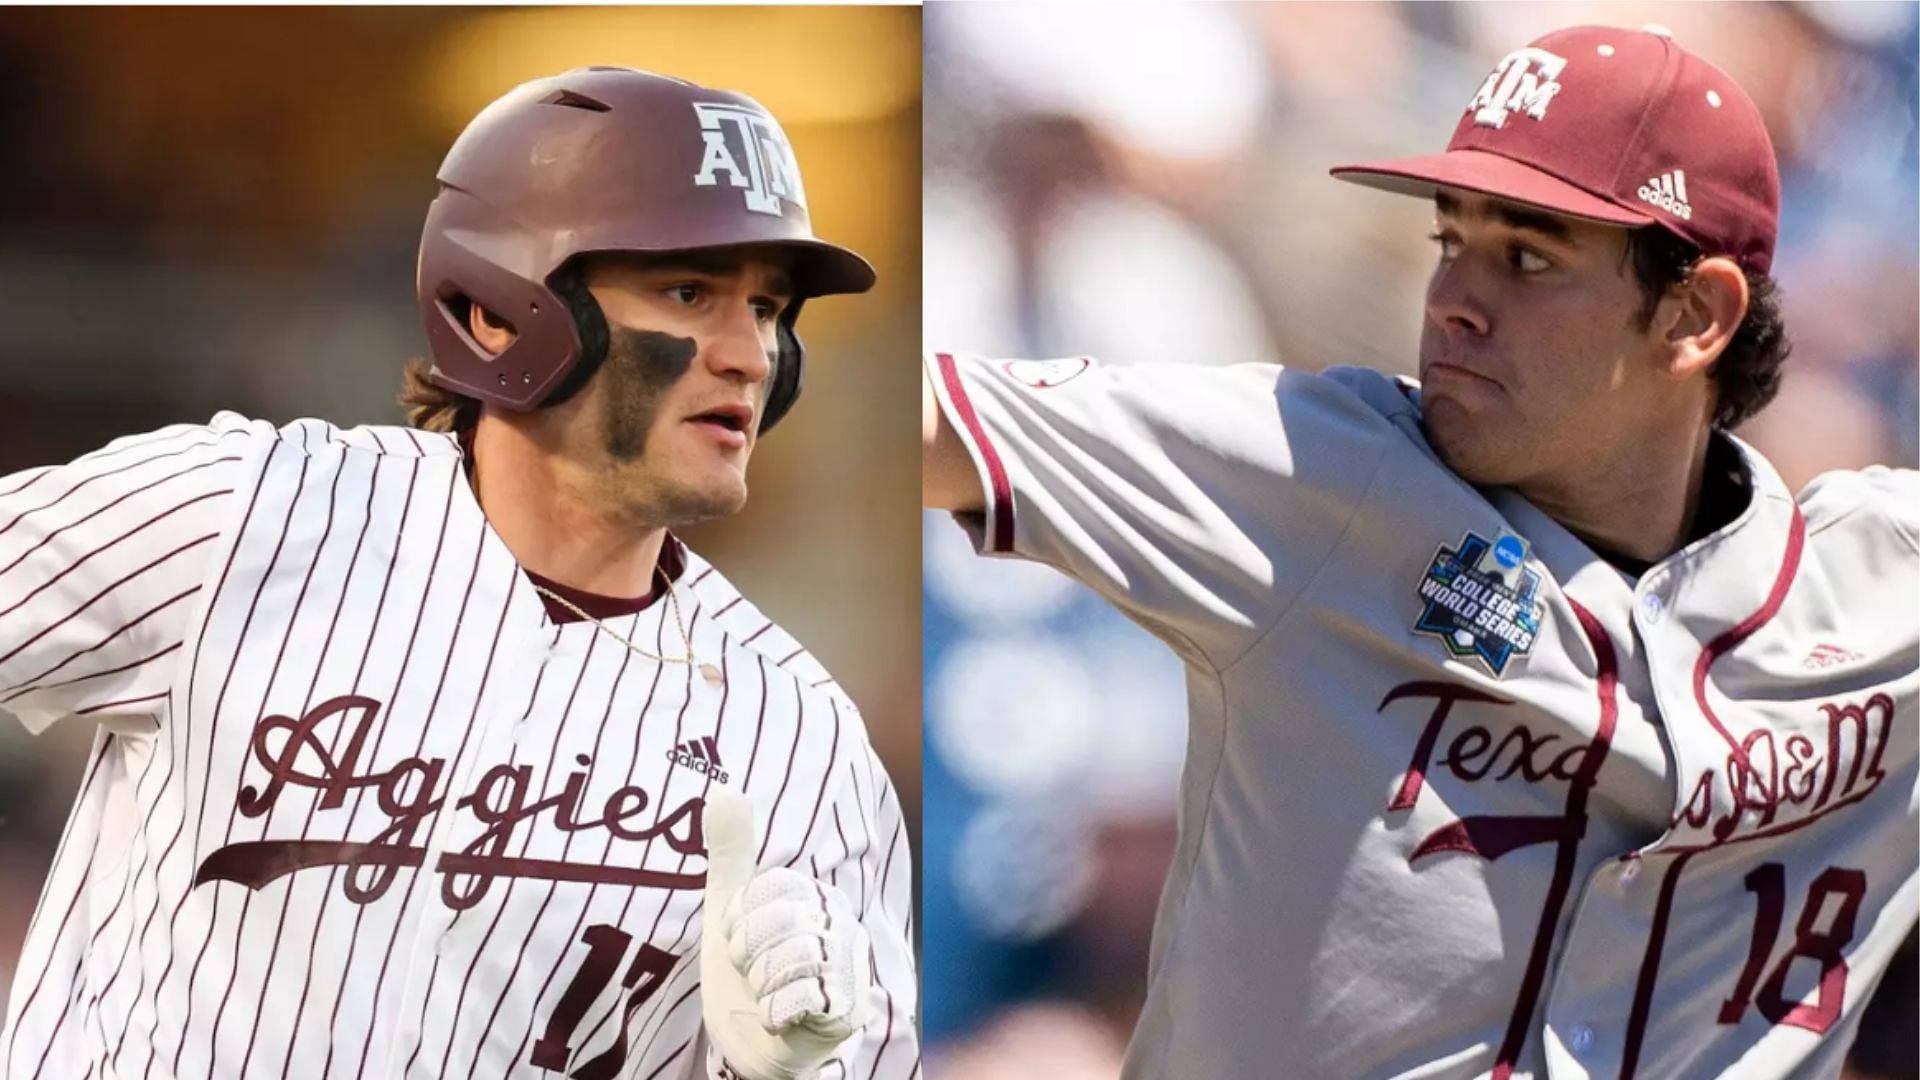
0;5;921;1021
921;3;1917;1077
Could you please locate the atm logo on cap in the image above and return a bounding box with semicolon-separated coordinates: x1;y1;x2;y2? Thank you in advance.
691;102;809;217
1467;46;1567;128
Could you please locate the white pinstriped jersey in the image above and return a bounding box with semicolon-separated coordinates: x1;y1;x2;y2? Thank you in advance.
0;414;919;1080
929;352;1916;1080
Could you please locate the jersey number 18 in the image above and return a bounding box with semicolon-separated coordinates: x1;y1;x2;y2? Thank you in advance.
1718;863;1867;1035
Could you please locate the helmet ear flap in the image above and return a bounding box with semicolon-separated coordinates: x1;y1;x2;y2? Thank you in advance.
759;299;806;433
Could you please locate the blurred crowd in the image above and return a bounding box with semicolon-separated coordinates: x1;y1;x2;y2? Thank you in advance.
921;3;1917;1077
0;4;922;1023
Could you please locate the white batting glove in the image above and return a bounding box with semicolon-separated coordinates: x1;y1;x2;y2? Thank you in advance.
701;787;872;1080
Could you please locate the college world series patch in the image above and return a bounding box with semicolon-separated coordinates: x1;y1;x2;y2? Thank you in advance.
1413;529;1543;677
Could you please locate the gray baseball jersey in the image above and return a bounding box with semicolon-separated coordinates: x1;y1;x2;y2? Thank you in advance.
929;351;1916;1079
0;414;919;1079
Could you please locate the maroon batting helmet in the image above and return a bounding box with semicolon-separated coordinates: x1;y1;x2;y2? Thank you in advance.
416;66;876;430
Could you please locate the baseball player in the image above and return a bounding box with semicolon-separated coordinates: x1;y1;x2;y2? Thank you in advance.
0;67;918;1080
925;26;1915;1080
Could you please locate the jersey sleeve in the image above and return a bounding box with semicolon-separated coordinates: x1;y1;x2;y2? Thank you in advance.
0;416;260;733
1799;464;1920;549
927;350;1395;669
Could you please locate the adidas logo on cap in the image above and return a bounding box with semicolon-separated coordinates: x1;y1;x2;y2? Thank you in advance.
666;736;729;783
1638;169;1693;220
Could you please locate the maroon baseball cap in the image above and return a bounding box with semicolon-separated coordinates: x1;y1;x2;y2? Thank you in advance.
1333;26;1780;272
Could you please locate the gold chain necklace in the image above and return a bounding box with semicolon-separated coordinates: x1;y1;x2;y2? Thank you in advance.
531;574;722;684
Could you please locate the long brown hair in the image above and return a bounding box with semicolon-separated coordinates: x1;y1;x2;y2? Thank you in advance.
397;357;482;433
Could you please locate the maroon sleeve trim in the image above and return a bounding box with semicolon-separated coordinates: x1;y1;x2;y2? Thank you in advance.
934;353;1015;554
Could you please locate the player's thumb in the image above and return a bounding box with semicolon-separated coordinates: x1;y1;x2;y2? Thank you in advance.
701;785;758;902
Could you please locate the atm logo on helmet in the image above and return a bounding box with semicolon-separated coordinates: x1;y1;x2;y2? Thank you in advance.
691;102;810;217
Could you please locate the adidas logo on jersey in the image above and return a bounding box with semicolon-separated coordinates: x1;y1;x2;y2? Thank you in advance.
667;736;729;783
1637;170;1693;220
1802;642;1863;669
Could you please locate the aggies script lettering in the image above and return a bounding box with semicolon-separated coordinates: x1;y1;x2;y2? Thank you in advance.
193;695;708;907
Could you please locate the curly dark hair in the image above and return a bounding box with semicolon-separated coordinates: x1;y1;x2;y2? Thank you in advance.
1625;227;1790;430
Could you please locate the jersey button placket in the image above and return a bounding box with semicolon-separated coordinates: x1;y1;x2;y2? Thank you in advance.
396;637;544;1046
